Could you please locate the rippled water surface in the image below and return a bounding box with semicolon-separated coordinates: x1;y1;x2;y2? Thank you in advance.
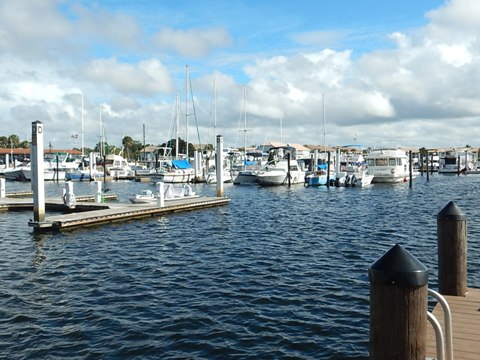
1;175;479;359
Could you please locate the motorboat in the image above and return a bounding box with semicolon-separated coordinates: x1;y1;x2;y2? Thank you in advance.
438;148;478;175
256;146;306;186
104;154;134;180
233;169;259;185
205;167;233;184
335;169;374;187
304;163;335;187
128;183;197;204
365;148;417;183
151;159;195;183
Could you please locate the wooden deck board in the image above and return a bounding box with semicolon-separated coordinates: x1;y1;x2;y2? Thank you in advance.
1;194;231;231
426;288;480;360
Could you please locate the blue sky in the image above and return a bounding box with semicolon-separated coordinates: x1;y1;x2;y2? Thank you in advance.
1;0;479;150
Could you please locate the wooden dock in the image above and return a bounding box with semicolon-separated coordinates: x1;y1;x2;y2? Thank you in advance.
0;194;230;231
426;288;480;360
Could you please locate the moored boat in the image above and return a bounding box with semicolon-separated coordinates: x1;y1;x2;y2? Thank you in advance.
256;146;305;186
365;148;416;183
128;183;197;204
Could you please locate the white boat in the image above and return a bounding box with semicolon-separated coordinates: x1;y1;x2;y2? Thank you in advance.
17;153;80;181
205;165;233;184
256;146;306;186
152;160;195;183
66;168;105;181
335;169;374;187
1;166;29;181
104;154;134;179
438;148;478;175
233;169;259;185
334;152;374;187
128;183;197;204
365;148;416;183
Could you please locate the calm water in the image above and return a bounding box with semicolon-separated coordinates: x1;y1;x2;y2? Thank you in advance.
1;175;479;359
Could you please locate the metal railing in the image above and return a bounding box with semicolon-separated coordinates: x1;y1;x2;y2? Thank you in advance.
427;288;453;360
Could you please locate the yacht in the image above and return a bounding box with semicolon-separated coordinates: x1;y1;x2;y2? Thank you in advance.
365;148;416;183
256;146;306;186
438;148;478;175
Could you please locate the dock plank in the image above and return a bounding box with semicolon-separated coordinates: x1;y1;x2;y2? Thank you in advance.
38;196;230;230
426;288;480;360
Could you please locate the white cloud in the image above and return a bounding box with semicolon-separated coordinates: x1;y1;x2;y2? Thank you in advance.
151;27;233;57
1;0;480;150
81;58;174;95
436;44;472;67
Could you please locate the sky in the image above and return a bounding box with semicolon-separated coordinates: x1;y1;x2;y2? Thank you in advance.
1;0;479;151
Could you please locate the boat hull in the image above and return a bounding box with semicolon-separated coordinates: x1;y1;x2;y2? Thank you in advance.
257;171;305;186
233;171;259;185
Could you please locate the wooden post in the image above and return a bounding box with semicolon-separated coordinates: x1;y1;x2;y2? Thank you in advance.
326;151;331;188
426;152;429;182
369;244;429;360
437;201;467;296
430;153;434;175
287;152;291;187
409;150;413;188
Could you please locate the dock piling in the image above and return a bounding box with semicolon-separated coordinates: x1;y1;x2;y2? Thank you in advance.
31;120;45;222
95;181;102;203
369;244;429;360
0;178;5;198
64;181;76;209
437;201;467;296
156;181;165;207
216;135;224;197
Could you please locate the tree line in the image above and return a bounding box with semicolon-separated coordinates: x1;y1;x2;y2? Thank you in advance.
1;133;212;161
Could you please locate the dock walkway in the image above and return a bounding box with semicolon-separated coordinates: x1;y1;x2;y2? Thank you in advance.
0;194;230;231
426;288;480;360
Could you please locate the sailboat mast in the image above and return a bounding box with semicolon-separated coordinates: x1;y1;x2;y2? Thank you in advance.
99;106;103;158
81;92;84;157
322;94;326;155
243;85;247;169
214;78;217;142
185;65;189;159
280;110;283;145
175;93;179;160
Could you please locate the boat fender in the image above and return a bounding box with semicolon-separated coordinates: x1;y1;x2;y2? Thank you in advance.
334;178;340;187
345;175;350;186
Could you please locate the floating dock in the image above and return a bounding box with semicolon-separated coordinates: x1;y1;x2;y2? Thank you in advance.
0;194;230;232
426;288;480;360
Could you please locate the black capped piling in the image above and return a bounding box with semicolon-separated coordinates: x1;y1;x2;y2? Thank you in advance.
437;201;467;296
369;244;429;360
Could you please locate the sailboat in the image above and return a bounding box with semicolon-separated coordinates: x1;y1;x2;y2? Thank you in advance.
305;94;335;186
233;85;260;185
204;78;234;184
153;92;195;183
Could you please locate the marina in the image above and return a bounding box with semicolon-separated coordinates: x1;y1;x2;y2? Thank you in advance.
0;173;479;358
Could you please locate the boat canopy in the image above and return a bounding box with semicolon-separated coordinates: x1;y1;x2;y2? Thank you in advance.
171;159;192;169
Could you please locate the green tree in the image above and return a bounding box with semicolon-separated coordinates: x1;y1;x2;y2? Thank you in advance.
19;141;30;149
7;134;20;148
0;136;8;148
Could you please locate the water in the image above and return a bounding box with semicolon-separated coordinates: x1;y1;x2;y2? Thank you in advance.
1;175;479;359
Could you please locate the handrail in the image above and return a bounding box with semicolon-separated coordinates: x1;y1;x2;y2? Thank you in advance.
428;288;454;360
427;312;445;360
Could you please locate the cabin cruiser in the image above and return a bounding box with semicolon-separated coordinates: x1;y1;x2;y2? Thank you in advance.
365;148;417;183
256;146;306;186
